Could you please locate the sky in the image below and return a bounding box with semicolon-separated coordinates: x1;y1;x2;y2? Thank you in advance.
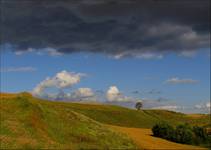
0;0;210;113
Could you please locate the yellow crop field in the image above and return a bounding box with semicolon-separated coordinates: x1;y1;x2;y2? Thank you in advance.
109;125;208;150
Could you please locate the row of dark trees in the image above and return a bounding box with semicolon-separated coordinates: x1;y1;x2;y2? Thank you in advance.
152;122;211;147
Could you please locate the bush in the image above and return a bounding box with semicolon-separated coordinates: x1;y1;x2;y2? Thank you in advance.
193;126;208;140
152;122;209;146
152;122;175;140
174;124;194;144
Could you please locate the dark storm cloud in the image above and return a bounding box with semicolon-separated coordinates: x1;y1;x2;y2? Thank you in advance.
0;0;210;58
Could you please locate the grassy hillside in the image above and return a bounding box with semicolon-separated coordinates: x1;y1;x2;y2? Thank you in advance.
1;93;209;149
143;110;210;128
0;93;136;149
39;98;210;128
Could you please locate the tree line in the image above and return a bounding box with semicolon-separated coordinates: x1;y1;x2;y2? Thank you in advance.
152;122;211;148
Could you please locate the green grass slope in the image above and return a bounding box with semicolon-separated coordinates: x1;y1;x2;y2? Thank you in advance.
0;93;137;149
143;109;210;127
39;98;210;128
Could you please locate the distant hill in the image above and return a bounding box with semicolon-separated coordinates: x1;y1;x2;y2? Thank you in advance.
36;95;209;128
0;93;210;149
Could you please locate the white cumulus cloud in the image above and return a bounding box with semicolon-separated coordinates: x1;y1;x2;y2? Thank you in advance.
32;70;85;96
195;102;210;111
44;88;96;101
106;86;133;102
151;105;184;111
70;88;95;101
194;101;210;114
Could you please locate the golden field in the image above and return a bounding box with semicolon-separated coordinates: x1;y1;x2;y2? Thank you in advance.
109;125;208;149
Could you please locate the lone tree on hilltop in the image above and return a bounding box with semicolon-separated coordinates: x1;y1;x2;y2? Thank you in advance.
135;102;143;110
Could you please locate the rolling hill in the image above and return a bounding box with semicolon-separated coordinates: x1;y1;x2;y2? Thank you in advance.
0;92;210;149
0;93;136;149
34;95;210;128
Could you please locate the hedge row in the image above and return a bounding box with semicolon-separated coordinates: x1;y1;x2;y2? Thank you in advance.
152;122;210;146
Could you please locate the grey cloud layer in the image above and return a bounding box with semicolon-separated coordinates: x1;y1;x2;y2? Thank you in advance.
1;0;210;58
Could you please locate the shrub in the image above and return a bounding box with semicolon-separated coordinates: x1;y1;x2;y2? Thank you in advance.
152;122;175;141
192;126;210;145
152;122;209;146
193;126;208;140
152;123;160;137
174;124;194;144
